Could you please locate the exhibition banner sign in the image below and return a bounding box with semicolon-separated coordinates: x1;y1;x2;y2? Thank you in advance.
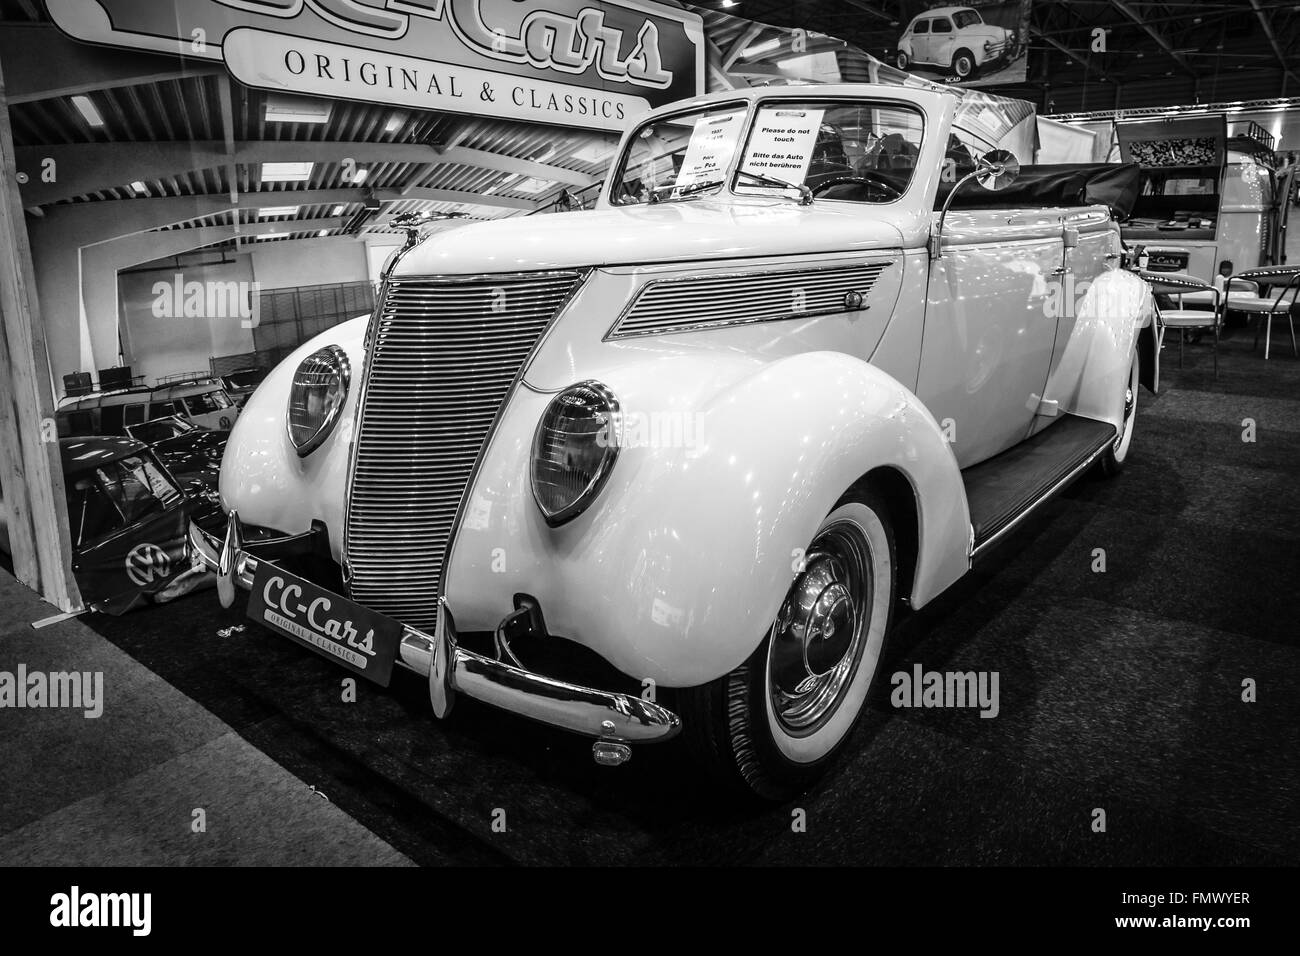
46;0;705;131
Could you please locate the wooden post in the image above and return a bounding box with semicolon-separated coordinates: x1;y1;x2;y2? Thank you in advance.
0;51;80;611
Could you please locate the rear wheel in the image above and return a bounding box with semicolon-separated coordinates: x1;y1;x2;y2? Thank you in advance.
680;490;897;801
896;50;910;70
1097;349;1140;477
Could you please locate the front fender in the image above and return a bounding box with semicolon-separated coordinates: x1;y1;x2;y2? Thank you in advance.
447;350;970;688
217;315;368;557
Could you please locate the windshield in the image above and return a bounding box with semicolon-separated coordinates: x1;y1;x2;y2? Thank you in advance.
610;99;926;207
183;389;232;414
610;102;748;205
734;101;925;204
127;416;195;443
224;371;264;389
98;453;182;524
953;10;982;28
66;452;181;546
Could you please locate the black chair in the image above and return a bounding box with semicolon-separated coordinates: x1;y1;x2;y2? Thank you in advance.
1136;270;1221;376
1225;265;1300;361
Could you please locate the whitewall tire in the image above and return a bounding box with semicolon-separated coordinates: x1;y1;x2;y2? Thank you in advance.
679;489;897;801
1097;349;1140;477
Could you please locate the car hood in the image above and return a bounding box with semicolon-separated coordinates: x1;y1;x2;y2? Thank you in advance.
392;199;912;276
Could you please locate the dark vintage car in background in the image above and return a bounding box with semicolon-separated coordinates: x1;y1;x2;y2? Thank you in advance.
123;415;228;506
1;437;220;614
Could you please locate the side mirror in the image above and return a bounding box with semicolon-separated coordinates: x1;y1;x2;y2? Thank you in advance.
976;149;1020;190
929;149;1023;260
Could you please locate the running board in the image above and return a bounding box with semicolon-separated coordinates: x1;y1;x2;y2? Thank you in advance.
963;414;1117;557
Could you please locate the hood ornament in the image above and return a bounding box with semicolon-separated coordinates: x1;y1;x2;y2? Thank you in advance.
390;210;468;251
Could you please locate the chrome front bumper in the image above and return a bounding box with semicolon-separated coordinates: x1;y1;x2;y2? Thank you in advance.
190;514;681;748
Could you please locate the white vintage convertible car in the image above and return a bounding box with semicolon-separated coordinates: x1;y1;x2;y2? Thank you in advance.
192;84;1157;800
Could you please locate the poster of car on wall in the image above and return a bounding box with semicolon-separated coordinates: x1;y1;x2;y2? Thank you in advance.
893;1;1031;87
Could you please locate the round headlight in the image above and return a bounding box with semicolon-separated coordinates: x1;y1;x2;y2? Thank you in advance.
287;345;350;457
531;381;621;526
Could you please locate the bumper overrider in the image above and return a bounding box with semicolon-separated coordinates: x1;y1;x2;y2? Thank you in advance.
190;513;681;763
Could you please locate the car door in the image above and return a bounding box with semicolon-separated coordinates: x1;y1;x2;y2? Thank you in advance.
929;17;956;70
1035;208;1119;435
911;18;932;64
916;210;1066;468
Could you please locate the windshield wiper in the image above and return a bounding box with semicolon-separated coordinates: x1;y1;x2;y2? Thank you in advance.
648;179;725;203
735;169;813;205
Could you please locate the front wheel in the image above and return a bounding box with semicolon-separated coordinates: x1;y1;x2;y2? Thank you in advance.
1096;349;1140;477
679;490;897;801
952;49;976;79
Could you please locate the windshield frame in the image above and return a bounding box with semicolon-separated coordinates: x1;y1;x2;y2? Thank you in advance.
606;95;931;209
731;96;930;208
606;98;751;207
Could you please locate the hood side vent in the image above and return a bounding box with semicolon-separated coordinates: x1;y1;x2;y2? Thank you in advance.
608;260;894;339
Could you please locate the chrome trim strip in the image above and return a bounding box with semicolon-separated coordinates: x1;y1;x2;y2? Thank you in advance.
340;274;391;590
968;426;1117;561
605;259;894;340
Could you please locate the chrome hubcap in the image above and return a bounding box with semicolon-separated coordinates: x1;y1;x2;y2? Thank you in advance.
768;520;872;734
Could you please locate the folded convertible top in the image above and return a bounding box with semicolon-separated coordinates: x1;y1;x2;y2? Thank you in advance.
941;163;1141;218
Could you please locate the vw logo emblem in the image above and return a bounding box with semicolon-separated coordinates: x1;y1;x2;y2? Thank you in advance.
125;543;171;587
844;290;864;310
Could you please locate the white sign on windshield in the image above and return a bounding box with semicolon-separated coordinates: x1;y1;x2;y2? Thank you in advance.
741;108;825;185
674;111;744;188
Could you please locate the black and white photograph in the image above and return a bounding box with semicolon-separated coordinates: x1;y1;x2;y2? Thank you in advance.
0;0;1295;936
894;0;1032;85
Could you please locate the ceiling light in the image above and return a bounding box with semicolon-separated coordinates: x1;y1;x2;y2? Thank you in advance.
258;205;299;217
484;174;518;195
743;38;781;58
264;94;332;124
71;95;104;128
256;232;286;240
352;168;369;184
331;204;346;215
130;181;148;195
385;111;405;133
721;0;736;7
261;162;313;182
317;229;330;237
571;143;613;164
513;178;550;195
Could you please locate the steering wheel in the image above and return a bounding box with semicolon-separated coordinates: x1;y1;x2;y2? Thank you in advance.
810;173;903;201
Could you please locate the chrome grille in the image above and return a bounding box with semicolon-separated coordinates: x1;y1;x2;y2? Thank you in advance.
609;260;893;338
344;271;581;628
